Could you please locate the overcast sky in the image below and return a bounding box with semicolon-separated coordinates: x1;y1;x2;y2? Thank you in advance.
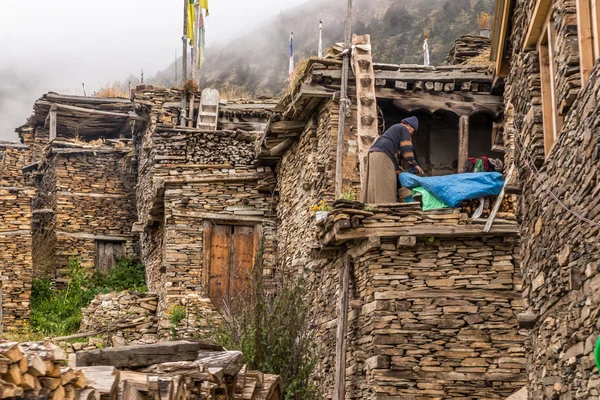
0;0;308;140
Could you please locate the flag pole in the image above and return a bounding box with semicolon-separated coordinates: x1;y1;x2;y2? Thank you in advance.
289;32;294;81
182;0;188;84
318;21;323;57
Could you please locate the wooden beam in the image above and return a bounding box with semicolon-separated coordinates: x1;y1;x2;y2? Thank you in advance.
458;115;469;173
38;101;145;120
316;69;493;83
269;138;295;156
321;223;519;245
389;91;503;118
484;164;515;233
334;254;350;400
162;173;273;185
55;231;130;242
270;120;307;133
45;93;132;104
75;341;223;369
49;106;57;141
523;0;552;50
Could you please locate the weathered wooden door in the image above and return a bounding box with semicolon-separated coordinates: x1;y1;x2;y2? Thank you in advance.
95;241;125;272
205;223;256;307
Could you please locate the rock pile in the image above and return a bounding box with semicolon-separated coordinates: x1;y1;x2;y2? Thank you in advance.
79;291;159;348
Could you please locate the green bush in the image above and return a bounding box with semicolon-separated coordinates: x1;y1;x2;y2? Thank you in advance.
212;239;320;400
30;257;147;337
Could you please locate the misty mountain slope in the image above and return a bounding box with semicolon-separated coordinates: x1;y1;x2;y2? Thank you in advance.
150;0;494;96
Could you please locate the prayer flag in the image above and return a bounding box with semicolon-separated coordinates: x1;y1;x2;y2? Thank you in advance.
423;38;430;66
187;0;196;45
200;0;209;16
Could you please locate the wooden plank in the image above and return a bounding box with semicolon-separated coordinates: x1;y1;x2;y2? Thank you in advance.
49;107;57;141
458;115;469;173
538;29;556;156
523;0;552;50
56;232;129;242
592;0;600;57
484;164;515;233
231;226;255;301
209;225;232;306
75;341;222;368
76;366;120;400
388;90;503;117
333;255;350;400
38;101;144;120
45;93;132;105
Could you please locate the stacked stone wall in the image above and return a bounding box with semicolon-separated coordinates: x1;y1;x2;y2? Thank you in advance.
511;59;600;398
0;188;34;330
309;236;525;399
502;1;600;398
50;152;138;276
276;101;358;270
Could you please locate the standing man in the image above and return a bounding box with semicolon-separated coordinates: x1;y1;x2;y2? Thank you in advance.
361;117;424;204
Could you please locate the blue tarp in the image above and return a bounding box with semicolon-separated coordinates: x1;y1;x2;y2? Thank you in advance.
399;172;504;208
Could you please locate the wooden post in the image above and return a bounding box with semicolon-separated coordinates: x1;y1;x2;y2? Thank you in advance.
188;95;195;128
49;106;57;141
334;255;350;400
458;115;469;173
182;0;188;84
335;0;353;198
194;1;201;83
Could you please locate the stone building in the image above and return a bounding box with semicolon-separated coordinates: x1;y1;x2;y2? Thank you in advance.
254;34;526;399
17;94;141;281
492;0;600;398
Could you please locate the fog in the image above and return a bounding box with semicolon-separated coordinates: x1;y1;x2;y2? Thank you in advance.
0;0;308;140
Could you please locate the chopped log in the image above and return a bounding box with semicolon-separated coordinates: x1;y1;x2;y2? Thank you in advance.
19;357;28;374
0;342;24;362
28;354;47;377
49;384;65;400
21;342;67;361
39;377;61;391
72;371;86;389
64;385;75;400
60;368;77;386
75;340;222;369
19;373;38;391
196;351;244;377
20;388;51;400
77;366;119;400
0;382;24;399
3;363;23;386
351;216;361;229
75;388;100;400
48;363;62;378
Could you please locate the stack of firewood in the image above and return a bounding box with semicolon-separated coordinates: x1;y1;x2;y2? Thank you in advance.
0;341;92;399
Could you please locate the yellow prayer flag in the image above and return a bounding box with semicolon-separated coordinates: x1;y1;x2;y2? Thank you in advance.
200;0;209;16
187;0;196;44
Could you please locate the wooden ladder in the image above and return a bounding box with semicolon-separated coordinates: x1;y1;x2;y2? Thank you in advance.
196;88;220;130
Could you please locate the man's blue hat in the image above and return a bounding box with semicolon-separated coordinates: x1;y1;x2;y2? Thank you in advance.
402;116;419;131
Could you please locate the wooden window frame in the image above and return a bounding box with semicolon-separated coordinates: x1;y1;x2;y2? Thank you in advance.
202;219;262;302
537;15;564;156
577;0;600;84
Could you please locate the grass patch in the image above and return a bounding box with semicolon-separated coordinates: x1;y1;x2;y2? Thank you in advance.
30;257;147;337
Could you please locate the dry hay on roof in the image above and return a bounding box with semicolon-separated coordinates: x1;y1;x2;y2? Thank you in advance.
461;48;493;72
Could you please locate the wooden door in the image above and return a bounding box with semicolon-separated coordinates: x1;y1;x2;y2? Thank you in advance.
95;241;125;272
205;223;255;308
208;225;232;303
